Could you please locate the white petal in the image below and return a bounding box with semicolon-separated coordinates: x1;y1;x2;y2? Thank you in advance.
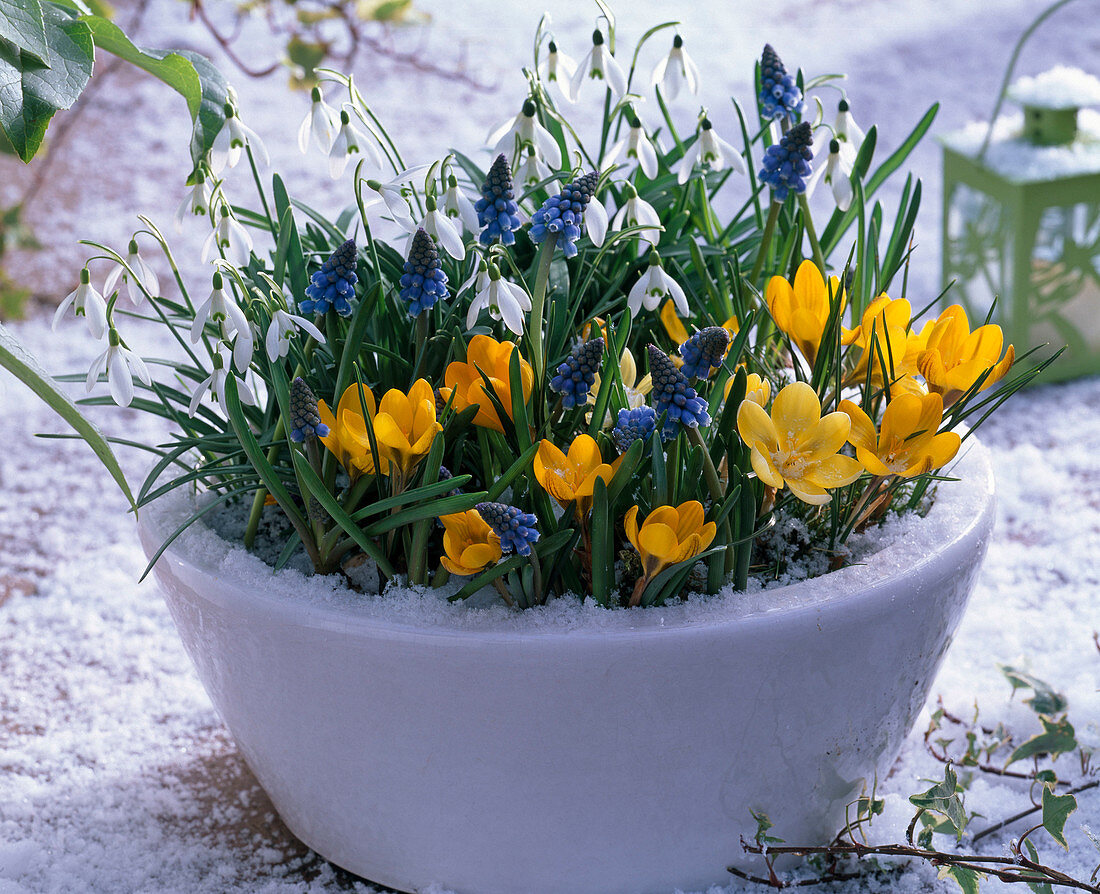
174;193;192;233
486;114;518;149
627;278;646;317
675;142;701;185
135;255;159;299
125;348;152;386
637;135;659;179
209;124;231;175
466;290;488;330
102;263;123;298
228;220;254;266
265;318;283;361
683;51;701;95
52;289;77;330
602;137;626;173
238;122;269;167
188;375;212;417
329;129;350;179
381;190;415;228
85;290;107;339
832;173;854;212
108;348;134;407
606;55;628;100
533;120;562;170
663;271;689;315
611;204;629;231
715;135;746;174
432;212;466;260
650;54;670;90
191;294;214;342
570;48;593;100
201;229;219;264
86;347;109;391
586;198;608;248
237;376;257;406
290;313;325;343
497;287;524;335
501;279;532;311
298;109;312;154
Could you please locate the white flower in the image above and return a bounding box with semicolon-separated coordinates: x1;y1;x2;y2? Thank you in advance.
360;164;433;230
542;40;578;103
834;98;865;166
173;180;213;233
571;29;627;101
465;265;532;335
265;308;326;362
443;175;480;236
515;147;558;196
674;118;746;185
190;271;254;372
209;106;268;175
329;109;383;179
53;267;107;339
627;254;688;317
412;196;466;260
202;204;254;268
611;186;662;247
807;138;854;212
585;195;609;248
486;99;562;170
188;343;257;418
650;36;700;101
604;117;660;179
85;331;151;408
298;85;338;154
103;239;160;306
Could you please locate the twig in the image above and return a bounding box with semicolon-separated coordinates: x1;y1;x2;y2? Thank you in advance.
972;779;1100;843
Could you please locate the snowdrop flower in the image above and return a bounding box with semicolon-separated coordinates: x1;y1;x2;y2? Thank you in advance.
486;99;562;170
103;238;160;305
650;35;700;101
53;267;107;339
611;183;662;247
209;104;268;175
329;109;382;179
808;138;853;211
466;263;532;335
834;99;865;165
542;40;578;103
298;85;338;154
458;258;491;298
515;146;558;195
360;164;432;230
674;117;746;185
412;195;466;260
265;307;325;362
604;112;660;179
571;29;627;102
443;174;480;236
628;252;688;317
190;271;254;372
585;194;609;248
173;179;213;233
202;204;254;268
85;328;151;408
188;343;257;417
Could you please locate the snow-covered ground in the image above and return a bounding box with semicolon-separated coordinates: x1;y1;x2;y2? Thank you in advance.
3;0;1100;892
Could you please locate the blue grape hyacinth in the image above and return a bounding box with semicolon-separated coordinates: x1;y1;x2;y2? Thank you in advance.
647;344;711;440
475;501;540;556
299;239;358;317
759;121;814;203
759;44;803;122
549;337;604;409
529;171;598;259
476;154;522;247
400;229;448;317
679;327;730;379
611;406;657;453
289;377;329;442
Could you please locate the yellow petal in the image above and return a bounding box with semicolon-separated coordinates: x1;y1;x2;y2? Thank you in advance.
646;505;681;531
792;259;826;316
786;478;831;505
839;400;877;453
804;453;864;489
639;523;679;565
771;382;822;448
660;300;689;345
880;393;924;444
855;446;893;477
672;500;705;540
749;445;784;489
737;399;778;452
336;382;377;420
568;434;603;475
372;411;412;454
620;349;638;388
624;505;641;552
921;431;961;472
794;411;850;462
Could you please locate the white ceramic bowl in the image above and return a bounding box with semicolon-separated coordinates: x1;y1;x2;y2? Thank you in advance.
140;439;995;894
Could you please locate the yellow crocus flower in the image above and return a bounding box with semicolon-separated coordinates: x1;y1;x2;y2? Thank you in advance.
625;500;716;606
736;381;863;505
661;300;739;346
439;509;502;576
440;334;534;433
533;434;622;518
846;295;925;387
766;259;854;367
839;393;960;478
318;383;388;477
589;347;653;426
723;371;771;406
916;304;1015;405
372;378;442;482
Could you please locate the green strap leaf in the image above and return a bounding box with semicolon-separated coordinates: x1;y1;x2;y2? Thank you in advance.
0;0;50;63
0;320;134;509
0;3;92;161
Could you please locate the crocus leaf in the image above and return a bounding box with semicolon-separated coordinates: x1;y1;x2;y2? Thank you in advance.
0;320;134;508
1041;786;1076;849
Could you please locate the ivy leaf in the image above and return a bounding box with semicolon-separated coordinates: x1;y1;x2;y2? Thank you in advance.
938;864;982;894
1041;786;1077;849
1000;665;1068;716
1022;840;1055;894
0;2;93;161
0;0;50;63
909;765;967;838
1007;716;1077;767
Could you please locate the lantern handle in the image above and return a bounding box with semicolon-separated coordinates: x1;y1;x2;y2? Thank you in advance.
977;0;1088;161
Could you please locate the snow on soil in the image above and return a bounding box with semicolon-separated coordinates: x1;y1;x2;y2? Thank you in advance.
2;0;1100;892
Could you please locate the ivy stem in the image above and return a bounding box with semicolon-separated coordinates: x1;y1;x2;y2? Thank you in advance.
749;201;782;285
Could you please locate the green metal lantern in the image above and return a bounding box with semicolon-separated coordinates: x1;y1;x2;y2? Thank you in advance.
942;58;1100;382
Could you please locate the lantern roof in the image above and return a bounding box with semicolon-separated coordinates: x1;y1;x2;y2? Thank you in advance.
1007;66;1100;111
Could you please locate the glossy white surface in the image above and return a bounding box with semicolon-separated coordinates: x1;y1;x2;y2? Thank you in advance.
140;441;995;894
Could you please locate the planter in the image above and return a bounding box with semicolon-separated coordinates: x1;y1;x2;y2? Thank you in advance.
139;438;995;894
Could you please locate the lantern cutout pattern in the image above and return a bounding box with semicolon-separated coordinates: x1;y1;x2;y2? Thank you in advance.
942;63;1100;382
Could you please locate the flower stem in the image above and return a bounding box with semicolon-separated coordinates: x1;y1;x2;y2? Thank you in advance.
749;201;782;285
528;233;558;383
685;426;725;502
798;193;826;275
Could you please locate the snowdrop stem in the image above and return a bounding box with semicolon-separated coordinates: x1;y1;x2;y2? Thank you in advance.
797;194;826;277
597;90;614;172
243;481;269;550
695;178;718;242
246;145;277;241
414;313;429;373
749;201;782;284
654;87;685;157
528;233;558;383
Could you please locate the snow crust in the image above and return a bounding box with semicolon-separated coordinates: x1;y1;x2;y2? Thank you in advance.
1008;65;1100;110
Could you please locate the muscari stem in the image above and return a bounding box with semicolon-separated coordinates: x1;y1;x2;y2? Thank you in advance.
798;193;826;275
528;233;559;383
749;201;782;285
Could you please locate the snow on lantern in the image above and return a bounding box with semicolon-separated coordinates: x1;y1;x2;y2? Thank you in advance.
942;57;1100;382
